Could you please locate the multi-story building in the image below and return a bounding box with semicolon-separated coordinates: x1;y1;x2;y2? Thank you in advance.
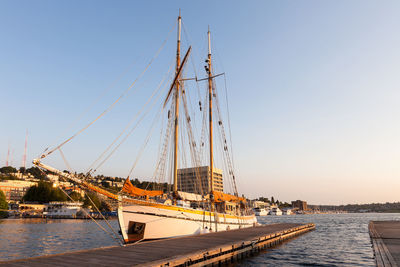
177;166;223;194
0;180;36;202
292;200;308;211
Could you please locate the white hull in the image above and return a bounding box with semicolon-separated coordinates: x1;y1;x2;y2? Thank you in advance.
269;212;282;216
118;200;257;243
269;209;283;216
255;210;269;216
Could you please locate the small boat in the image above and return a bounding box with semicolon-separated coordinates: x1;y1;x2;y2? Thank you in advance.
282;208;293;215
269;207;283;216
254;207;269;216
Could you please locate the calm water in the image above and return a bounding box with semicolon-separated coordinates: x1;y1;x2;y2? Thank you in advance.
239;213;400;266
1;213;399;265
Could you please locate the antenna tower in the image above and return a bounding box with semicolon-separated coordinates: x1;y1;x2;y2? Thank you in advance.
22;130;28;169
6;143;10;166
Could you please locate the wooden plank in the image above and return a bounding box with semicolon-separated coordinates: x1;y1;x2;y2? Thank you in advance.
142;223;315;267
369;221;399;267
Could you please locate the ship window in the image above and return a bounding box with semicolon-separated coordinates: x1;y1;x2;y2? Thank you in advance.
128;222;144;233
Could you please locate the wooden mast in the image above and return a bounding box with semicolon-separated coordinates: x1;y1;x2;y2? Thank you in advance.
173;11;182;195
207;27;214;193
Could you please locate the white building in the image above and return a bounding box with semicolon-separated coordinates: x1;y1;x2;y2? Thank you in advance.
0;180;36;202
252;200;270;209
44;202;86;218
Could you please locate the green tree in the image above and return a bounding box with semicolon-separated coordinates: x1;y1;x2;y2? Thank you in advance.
69;191;83;202
23;182;67;203
83;192;101;209
19;167;26;173
83;192;110;212
0;166;17;174
99;201;111;212
0;189;8;218
271;196;275;204
26;167;45;179
258;197;270;203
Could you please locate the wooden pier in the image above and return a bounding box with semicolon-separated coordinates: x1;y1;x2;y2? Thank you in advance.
369;221;400;267
1;223;315;267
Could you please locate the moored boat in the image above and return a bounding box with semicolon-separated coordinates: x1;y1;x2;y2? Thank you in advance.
254;207;269;216
269;207;283;216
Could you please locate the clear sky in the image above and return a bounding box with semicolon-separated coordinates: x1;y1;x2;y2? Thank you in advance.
1;1;400;205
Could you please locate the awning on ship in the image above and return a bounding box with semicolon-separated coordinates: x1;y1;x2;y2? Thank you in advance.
177;191;208;202
212;191;246;203
122;178;163;197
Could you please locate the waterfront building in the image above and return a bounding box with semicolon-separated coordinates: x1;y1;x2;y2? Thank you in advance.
19;203;45;211
112;180;125;188
0;180;36;202
292;200;308;211
252;200;270;209
177;166;223;194
44;202;86;218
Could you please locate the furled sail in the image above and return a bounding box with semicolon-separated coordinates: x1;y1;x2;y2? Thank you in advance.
177;191;208;202
212;191;246;203
83;182;119;200
122;178;163;197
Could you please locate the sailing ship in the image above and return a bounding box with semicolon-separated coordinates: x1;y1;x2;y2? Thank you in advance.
33;13;257;243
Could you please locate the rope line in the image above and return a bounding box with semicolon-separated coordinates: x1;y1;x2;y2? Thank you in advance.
55;149;124;245
86;60;175;175
41;22;176;159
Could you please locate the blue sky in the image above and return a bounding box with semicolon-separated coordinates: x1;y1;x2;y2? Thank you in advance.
1;1;400;204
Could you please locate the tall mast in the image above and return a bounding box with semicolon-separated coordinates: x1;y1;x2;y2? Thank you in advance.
207;27;214;193
173;11;182;194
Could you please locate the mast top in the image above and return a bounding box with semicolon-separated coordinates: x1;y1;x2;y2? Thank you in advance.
208;26;211;55
177;10;181;42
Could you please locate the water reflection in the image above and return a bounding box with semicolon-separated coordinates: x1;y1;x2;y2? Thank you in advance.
238;213;400;266
0;218;119;261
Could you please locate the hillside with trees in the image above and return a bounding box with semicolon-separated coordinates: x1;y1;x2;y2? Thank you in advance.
0;189;8;218
23;182;67;203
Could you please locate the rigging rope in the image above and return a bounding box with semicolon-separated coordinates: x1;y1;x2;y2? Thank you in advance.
86;60;175;175
91;83;165;175
56;150;124;244
40;22;176;160
60;186;124;246
126;100;165;180
181;88;204;195
36;166;124;245
51;58;140;154
182;21;202;103
213;78;238;196
223;74;235;170
85;192;123;245
58;148;72;173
